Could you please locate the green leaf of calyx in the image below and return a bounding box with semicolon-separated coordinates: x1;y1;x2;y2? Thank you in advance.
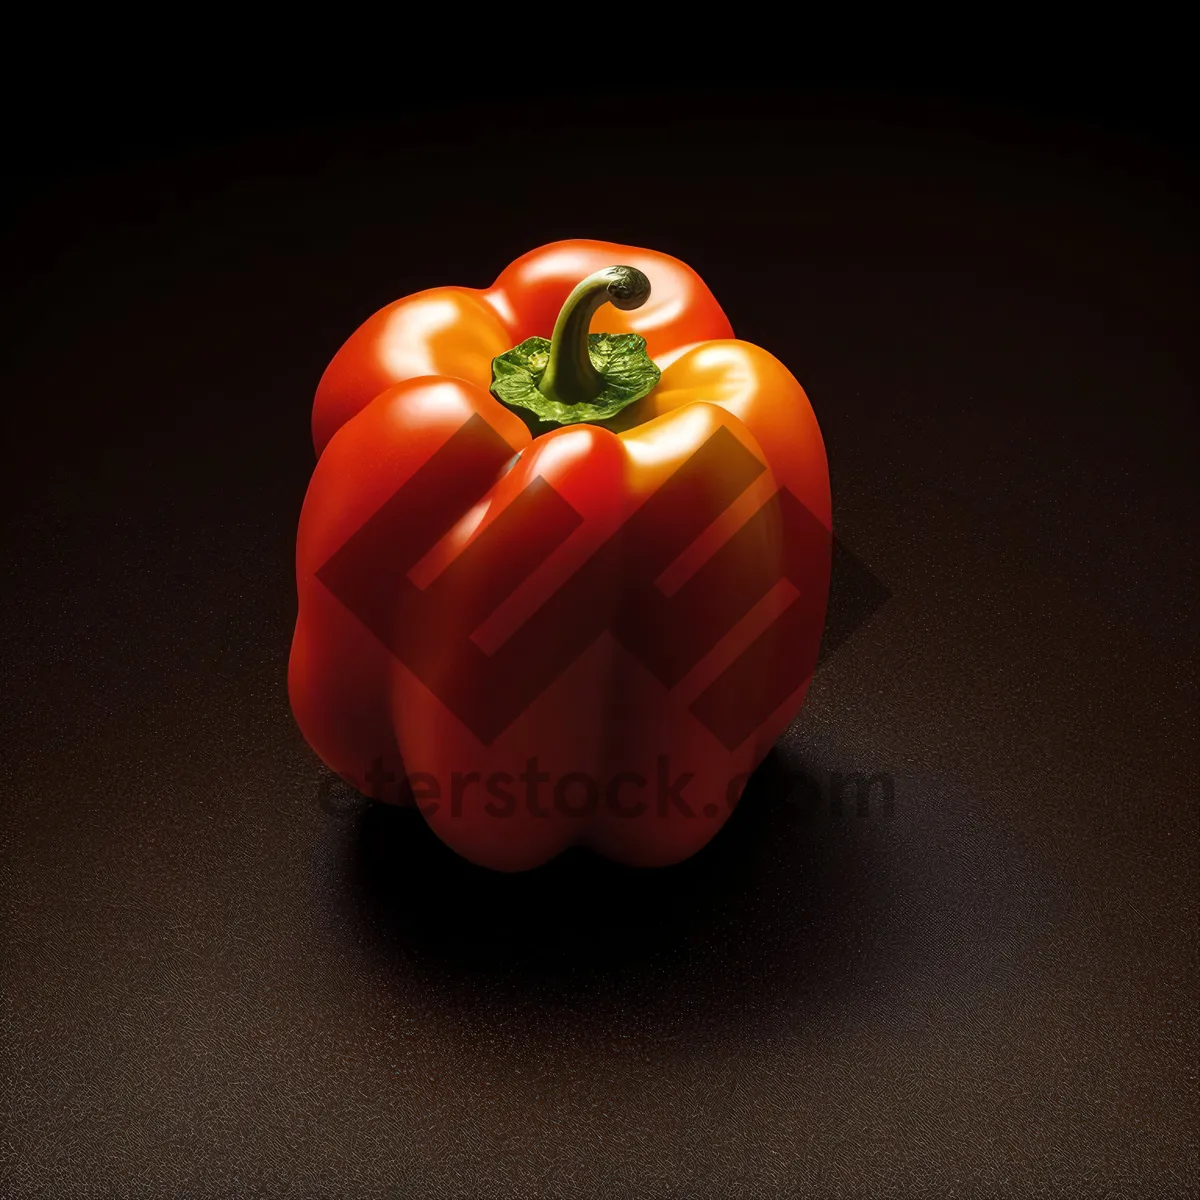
490;333;661;427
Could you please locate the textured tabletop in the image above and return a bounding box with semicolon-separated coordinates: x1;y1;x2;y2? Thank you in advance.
3;91;1196;1197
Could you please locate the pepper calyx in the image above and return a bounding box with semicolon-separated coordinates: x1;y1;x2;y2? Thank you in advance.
490;332;660;427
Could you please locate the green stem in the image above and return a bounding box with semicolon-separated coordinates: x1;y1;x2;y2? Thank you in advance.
537;266;652;407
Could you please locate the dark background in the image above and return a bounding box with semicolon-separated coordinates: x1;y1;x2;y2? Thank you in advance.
3;72;1196;1198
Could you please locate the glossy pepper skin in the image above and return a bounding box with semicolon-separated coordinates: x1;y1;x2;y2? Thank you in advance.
290;240;831;871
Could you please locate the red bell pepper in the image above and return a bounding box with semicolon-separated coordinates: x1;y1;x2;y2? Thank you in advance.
290;240;831;870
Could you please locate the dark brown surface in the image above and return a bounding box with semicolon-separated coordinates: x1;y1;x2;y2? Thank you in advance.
3;91;1197;1197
